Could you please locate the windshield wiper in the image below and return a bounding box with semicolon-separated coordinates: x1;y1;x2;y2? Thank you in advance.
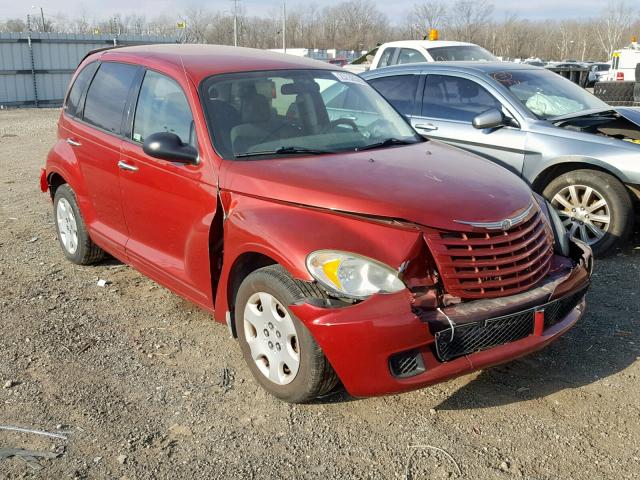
235;146;336;159
355;138;415;151
548;108;615;122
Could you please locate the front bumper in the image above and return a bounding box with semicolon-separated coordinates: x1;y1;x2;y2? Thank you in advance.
290;240;592;398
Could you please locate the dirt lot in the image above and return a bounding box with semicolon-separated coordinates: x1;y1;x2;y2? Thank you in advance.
1;108;639;479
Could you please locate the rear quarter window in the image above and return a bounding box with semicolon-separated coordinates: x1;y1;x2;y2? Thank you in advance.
64;61;99;118
83;62;139;135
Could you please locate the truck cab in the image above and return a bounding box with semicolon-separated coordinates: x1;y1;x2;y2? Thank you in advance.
606;41;640;81
343;40;497;74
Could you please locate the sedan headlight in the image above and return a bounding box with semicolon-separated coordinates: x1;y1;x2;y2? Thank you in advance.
306;250;406;299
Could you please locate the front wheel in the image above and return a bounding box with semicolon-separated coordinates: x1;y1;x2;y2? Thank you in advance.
543;169;633;256
234;265;338;403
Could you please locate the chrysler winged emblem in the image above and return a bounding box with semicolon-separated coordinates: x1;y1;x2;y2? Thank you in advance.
454;204;534;231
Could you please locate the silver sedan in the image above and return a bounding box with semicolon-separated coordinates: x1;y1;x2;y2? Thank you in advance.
361;62;640;256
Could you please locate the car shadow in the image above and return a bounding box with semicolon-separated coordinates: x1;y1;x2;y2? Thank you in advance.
435;238;639;411
101;255;124;267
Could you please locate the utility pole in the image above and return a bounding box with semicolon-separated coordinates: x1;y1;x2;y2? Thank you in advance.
31;6;46;32
282;2;286;53
232;0;239;47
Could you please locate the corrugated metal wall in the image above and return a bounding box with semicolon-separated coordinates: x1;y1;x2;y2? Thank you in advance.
0;33;177;107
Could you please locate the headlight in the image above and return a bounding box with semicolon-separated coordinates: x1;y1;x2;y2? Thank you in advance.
306;250;406;299
545;200;570;256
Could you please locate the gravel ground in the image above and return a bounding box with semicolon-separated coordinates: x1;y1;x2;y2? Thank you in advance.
1;108;639;480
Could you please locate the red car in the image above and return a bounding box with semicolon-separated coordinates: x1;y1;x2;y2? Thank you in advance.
41;45;593;403
327;58;349;67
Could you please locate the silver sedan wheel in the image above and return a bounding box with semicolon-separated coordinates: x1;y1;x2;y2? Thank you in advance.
56;198;79;254
243;292;300;385
552;184;610;245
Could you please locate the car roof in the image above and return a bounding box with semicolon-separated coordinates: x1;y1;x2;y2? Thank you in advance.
379;40;478;49
88;44;336;84
362;61;542;78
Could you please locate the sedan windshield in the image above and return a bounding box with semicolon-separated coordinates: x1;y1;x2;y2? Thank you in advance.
488;69;609;119
427;45;497;62
200;69;421;159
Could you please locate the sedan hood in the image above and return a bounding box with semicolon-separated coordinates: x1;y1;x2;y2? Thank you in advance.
615;107;640;128
221;141;534;231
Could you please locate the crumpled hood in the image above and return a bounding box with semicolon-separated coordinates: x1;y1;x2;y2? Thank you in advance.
221;140;534;231
615;107;640;128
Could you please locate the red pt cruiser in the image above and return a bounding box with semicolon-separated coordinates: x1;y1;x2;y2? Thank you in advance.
41;45;593;403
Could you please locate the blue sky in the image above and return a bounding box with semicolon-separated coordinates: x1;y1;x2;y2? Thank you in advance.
0;0;616;22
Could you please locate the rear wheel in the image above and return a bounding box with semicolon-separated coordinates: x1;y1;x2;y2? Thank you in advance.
543;169;633;256
53;184;105;265
234;265;338;403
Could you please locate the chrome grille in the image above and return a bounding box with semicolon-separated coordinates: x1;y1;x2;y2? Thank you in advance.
425;207;554;299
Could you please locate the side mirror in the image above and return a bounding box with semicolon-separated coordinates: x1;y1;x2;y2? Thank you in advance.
472;108;506;130
142;132;198;164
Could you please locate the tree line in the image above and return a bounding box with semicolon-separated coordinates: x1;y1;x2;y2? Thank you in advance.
1;0;638;61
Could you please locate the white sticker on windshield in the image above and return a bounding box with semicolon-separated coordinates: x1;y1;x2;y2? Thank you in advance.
332;71;367;85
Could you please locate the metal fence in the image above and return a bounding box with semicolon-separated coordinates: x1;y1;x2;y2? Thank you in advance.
0;32;177;107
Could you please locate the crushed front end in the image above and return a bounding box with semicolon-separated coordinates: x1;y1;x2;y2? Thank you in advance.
290;201;593;397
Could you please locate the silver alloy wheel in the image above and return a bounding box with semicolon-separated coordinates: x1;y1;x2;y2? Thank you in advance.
243;292;300;385
56;197;79;254
551;184;610;246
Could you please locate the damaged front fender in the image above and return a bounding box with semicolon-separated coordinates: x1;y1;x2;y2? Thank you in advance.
213;191;428;322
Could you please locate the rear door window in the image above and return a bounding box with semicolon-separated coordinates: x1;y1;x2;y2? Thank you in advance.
368;74;419;115
377;48;396;68
83;62;139;135
395;49;428;65
132;70;195;146
65;62;98;118
422;74;502;122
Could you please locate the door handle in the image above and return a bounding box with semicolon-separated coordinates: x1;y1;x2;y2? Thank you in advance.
117;160;138;172
414;123;438;132
66;138;81;146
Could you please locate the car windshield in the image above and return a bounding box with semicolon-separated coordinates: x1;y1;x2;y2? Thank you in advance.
488;69;609;119
200;69;421;159
427;45;497;61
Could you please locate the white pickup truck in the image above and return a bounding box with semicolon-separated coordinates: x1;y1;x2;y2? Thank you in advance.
606;41;640;81
343;40;497;74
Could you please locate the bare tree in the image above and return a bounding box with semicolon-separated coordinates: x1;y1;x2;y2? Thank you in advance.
406;1;448;39
184;7;214;43
2;0;638;61
447;0;494;43
0;18;27;33
595;0;634;58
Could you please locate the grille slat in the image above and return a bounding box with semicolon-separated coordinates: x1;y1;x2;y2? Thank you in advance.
448;243;552;280
438;223;546;259
434;287;588;362
426;206;554;299
440;213;542;247
439;235;548;268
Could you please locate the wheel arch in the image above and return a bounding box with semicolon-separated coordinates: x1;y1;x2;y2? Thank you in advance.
221;251;279;337
531;160;629;194
47;171;68;199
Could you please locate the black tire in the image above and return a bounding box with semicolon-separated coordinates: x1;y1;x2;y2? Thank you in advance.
634;82;640;103
234;265;338;403
593;80;635;105
53;184;105;265
543;169;634;257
